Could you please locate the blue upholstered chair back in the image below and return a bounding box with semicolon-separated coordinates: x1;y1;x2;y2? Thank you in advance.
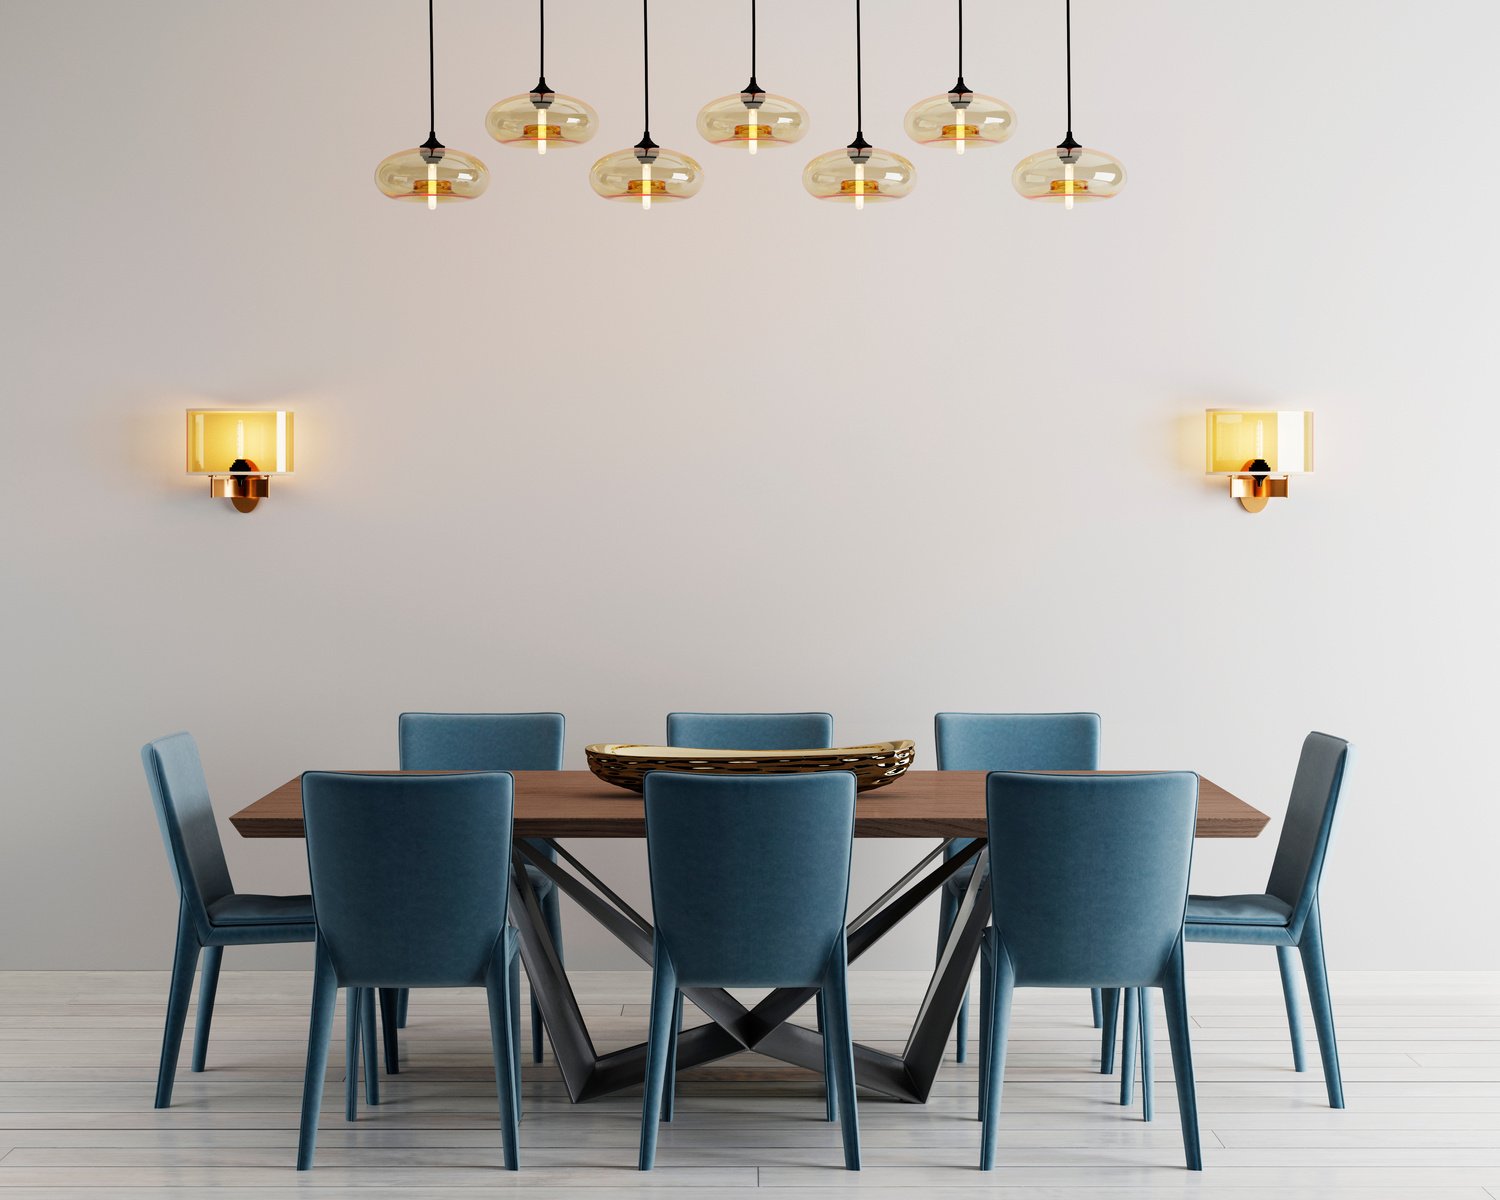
935;713;1101;860
1265;732;1351;939
987;771;1198;988
935;712;1101;771
665;712;834;751
644;772;856;988
142;732;234;937
302;771;514;988
398;712;565;771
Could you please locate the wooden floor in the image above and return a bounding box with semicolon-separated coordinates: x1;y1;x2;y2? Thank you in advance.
0;970;1497;1198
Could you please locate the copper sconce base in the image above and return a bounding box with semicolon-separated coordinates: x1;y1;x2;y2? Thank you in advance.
1229;474;1289;514
210;475;270;514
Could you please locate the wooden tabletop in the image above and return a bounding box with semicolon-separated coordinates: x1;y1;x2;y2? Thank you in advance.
230;769;1269;840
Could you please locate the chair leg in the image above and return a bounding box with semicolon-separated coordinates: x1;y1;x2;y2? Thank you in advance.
1161;946;1203;1171
154;904;201;1109
819;992;836;1121
361;989;380;1106
1140;987;1154;1122
1276;944;1308;1073
485;935;521;1171
190;944;222;1074
1091;987;1104;1029
509;943;523;1122
344;988;361;1122
1298;900;1345;1108
638;946;678;1171
822;934;861;1171
396;987;409;1029
663;991;682;1123
979;933;1015;1172
1100;988;1120;1074
297;945;338;1170
1120;986;1139;1107
377;988;400;1074
977;932;993;1123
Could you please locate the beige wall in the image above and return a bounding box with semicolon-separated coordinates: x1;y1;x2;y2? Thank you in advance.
3;0;1495;970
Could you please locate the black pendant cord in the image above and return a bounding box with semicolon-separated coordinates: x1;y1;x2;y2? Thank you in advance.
635;0;655;149
1052;0;1079;153
751;0;757;79
422;0;442;152
957;0;963;80
539;0;545;78
853;0;864;142
1063;0;1076;146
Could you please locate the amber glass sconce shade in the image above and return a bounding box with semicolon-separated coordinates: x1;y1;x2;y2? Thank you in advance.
186;410;294;514
1205;410;1313;513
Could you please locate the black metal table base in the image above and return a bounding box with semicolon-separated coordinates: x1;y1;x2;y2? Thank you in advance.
508;837;991;1104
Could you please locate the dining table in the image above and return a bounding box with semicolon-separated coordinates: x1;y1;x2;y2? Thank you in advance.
231;768;1269;1106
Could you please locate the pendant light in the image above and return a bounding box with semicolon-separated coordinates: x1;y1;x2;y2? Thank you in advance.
904;0;1014;154
375;0;489;206
486;0;597;154
803;0;916;207
697;0;808;153
1012;0;1124;205
589;0;703;207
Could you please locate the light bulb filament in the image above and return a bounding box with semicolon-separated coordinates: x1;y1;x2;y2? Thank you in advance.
854;162;865;211
642;162;652;210
427;162;438;210
955;106;966;155
235;420;245;460
1063;162;1074;211
537;107;548;155
748;107;758;155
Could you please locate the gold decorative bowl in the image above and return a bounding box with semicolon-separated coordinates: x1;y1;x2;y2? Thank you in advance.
584;741;917;794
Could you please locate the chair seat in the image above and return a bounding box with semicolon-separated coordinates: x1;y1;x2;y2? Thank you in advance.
1185;893;1292;927
208;893;315;926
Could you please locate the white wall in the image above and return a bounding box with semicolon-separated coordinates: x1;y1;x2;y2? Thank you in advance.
3;0;1496;971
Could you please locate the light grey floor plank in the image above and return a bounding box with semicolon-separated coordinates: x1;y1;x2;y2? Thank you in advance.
0;969;1496;1194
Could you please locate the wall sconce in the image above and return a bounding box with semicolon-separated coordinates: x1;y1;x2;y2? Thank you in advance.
185;410;294;513
1205;410;1313;513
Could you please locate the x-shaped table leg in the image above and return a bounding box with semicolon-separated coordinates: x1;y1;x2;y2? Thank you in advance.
509;838;991;1104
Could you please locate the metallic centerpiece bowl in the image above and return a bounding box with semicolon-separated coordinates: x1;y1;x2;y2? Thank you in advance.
584;740;916;794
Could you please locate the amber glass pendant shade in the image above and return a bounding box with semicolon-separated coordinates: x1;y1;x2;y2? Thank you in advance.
1015;0;1125;207
697;1;808;154
697;92;808;151
1012;144;1123;204
904;91;1014;151
802;145;915;205
488;3;596;154
375;145;489;204
486;91;597;151
376;0;488;207
590;145;703;206
804;0;914;207
593;1;702;208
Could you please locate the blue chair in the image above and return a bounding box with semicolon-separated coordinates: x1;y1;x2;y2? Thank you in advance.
397;712;566;1064
1184;732;1351;1108
639;772;860;1171
666;711;835;751
977;770;1203;1171
142;732;320;1108
665;712;837;1084
934;712;1105;1062
296;771;523;1171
